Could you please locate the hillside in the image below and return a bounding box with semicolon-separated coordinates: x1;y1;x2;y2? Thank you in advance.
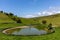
37;14;60;26
33;13;60;26
21;13;60;26
0;13;15;23
0;12;60;26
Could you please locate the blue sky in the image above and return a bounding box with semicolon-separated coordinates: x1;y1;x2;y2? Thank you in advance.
0;0;60;18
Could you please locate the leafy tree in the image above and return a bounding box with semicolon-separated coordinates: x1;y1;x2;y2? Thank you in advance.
15;18;22;23
4;12;9;15
16;19;22;23
12;17;16;21
9;13;14;16
12;17;22;23
48;23;52;30
42;20;47;24
0;11;3;13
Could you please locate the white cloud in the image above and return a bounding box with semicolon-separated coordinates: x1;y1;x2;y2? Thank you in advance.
23;6;60;18
38;12;43;16
24;15;37;18
38;6;60;16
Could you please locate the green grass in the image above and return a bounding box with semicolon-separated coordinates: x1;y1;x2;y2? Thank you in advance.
0;26;60;40
0;23;59;40
33;13;60;26
0;25;59;40
33;24;48;30
0;13;60;40
0;23;24;28
0;23;25;32
0;13;15;23
21;13;60;26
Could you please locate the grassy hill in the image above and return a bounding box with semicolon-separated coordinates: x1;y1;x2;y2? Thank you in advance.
0;13;60;40
35;13;60;26
20;13;60;26
0;13;15;23
1;11;60;27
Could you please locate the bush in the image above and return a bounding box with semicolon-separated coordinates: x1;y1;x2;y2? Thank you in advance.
16;19;22;23
42;20;47;24
4;13;9;15
12;17;16;21
0;11;3;13
12;17;22;23
9;13;14;16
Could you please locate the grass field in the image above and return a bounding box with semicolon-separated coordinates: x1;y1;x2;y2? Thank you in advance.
0;23;59;40
0;13;15;23
0;13;60;40
20;13;60;27
0;24;60;40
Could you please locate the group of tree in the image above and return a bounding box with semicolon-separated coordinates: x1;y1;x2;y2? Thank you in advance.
42;20;55;32
0;11;3;13
12;17;22;23
0;11;22;23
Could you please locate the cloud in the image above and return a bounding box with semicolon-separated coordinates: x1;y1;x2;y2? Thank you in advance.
24;15;37;18
23;6;60;18
38;6;60;16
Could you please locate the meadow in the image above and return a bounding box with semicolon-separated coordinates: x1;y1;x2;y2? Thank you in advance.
0;24;60;40
0;12;60;40
0;23;60;40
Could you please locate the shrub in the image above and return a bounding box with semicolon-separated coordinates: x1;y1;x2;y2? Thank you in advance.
42;20;47;24
0;11;3;13
12;17;22;23
9;13;14;16
4;12;9;15
16;19;22;23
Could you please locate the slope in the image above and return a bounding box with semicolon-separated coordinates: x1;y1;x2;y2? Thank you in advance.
20;13;60;26
0;13;15;23
33;13;60;26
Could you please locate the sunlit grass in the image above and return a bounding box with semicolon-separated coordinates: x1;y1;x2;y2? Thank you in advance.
0;27;60;40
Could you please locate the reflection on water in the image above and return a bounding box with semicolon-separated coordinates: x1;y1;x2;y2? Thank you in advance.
12;27;47;35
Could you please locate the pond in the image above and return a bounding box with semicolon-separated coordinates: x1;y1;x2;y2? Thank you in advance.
2;26;48;35
12;27;47;35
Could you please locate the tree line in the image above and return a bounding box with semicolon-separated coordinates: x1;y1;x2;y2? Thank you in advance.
0;11;22;23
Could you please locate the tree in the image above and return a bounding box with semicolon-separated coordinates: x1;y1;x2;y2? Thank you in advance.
42;20;47;24
9;13;14;16
4;12;9;15
12;17;22;23
16;18;22;23
48;23;52;30
48;23;55;33
0;11;3;13
12;17;16;21
17;19;22;23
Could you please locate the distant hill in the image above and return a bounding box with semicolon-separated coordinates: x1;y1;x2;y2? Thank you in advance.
0;13;15;23
0;11;60;26
37;13;60;26
32;13;60;26
21;13;60;26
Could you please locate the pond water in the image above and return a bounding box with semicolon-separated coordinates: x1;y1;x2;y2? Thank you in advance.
12;27;47;35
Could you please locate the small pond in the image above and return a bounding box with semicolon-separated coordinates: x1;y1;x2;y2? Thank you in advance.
12;27;47;35
2;26;48;35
